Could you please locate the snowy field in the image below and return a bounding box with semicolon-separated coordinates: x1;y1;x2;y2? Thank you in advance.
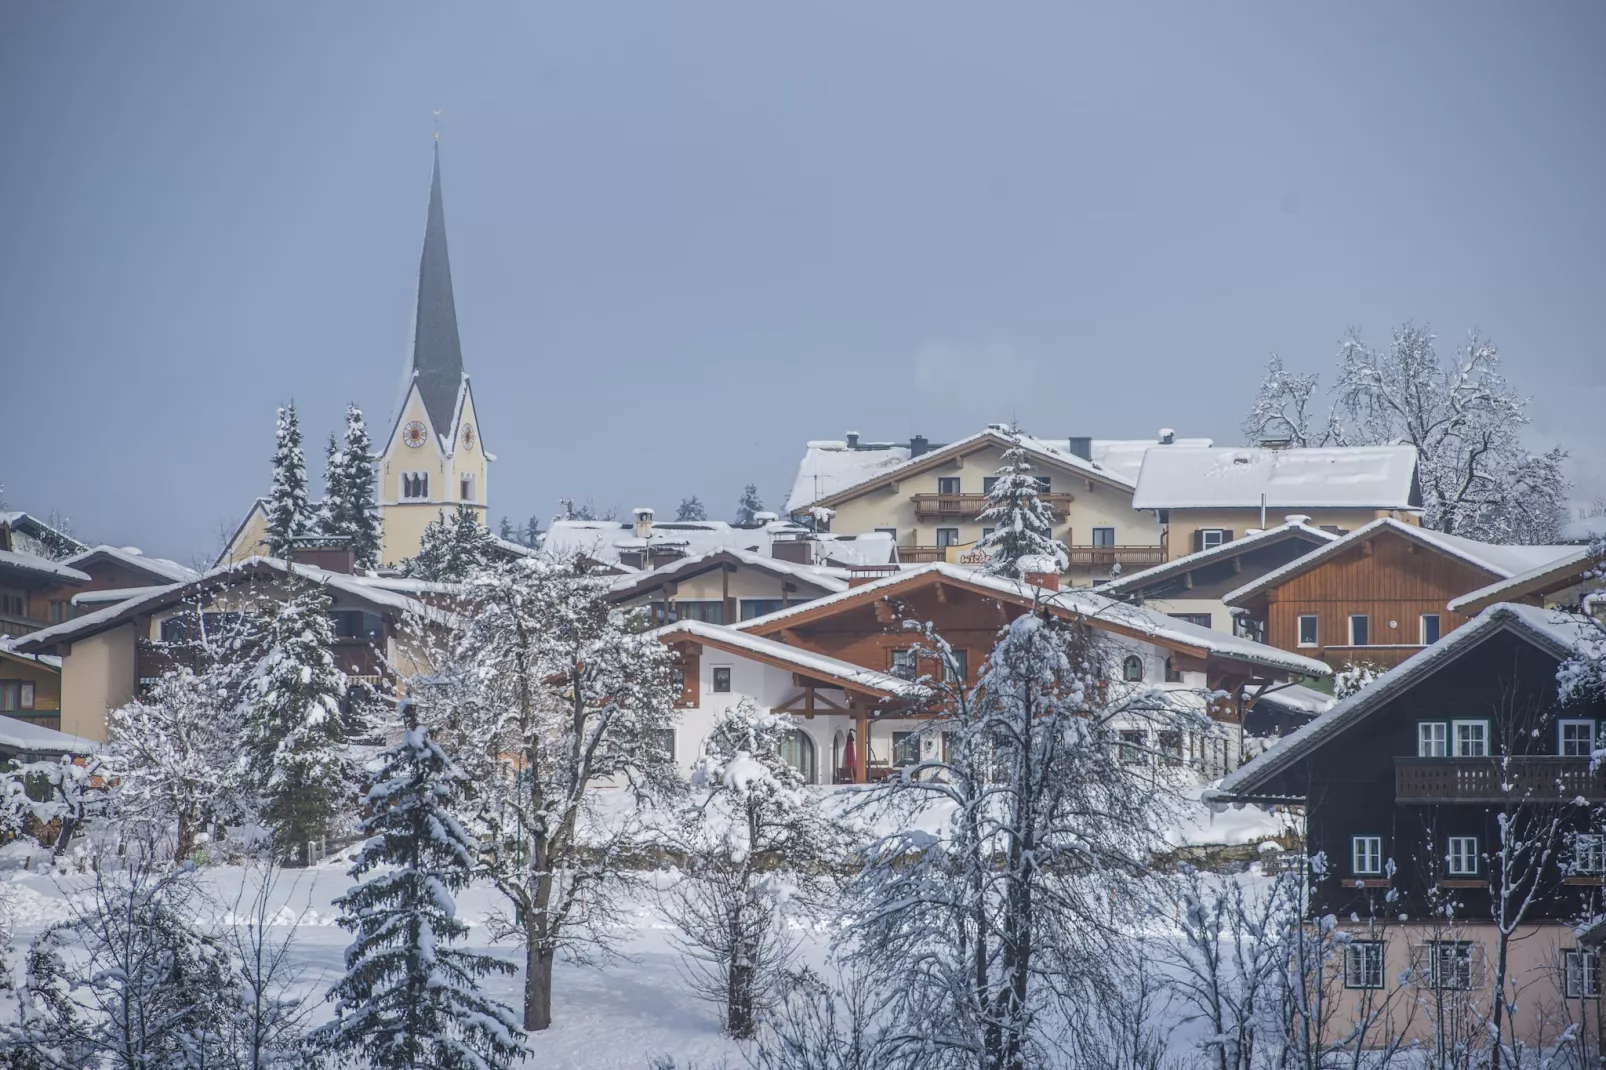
0;790;1293;1069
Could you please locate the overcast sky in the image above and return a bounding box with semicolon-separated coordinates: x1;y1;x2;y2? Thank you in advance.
3;3;1603;563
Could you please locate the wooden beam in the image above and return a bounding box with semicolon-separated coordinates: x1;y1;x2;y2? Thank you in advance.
855;705;869;785
935;582;949;604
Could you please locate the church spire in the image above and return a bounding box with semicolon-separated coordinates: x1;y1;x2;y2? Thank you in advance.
409;139;465;438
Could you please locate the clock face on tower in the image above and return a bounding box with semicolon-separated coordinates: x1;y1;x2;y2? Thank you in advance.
402;421;428;449
461;423;475;450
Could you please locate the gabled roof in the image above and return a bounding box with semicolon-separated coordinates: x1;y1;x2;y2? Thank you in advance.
0;549;91;586
1095;520;1338;596
653;620;926;701
64;545;197;586
1131;445;1421;511
1212;603;1602;802
1221;517;1581;607
735;561;1331;679
608;548;850;603
1448;545;1602;615
0;512;89;558
12;557;437;655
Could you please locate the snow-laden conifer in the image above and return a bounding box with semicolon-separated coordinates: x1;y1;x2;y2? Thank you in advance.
320;404;382;570
676;496;708;522
315;716;525;1069
405;504;497;581
240;576;347;863
664;698;843;1038
265;404;312;559
734;484;765;527
974;431;1066;578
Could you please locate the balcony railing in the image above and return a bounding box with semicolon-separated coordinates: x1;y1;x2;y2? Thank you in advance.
0;613;49;639
909;492;1077;520
897;546;949;563
1066;545;1166;568
1395;756;1606;804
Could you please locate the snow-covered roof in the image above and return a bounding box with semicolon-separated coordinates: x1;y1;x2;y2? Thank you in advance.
0;512;89;557
0;549;92;585
785;428;1213;512
0;715;99;757
1250;682;1336;718
63;545;197;585
608;547;850;600
1212;603;1601;801
653;619;927;699
1447;545;1600;614
545;517;796;568
72;585;172;607
1131;445;1421;511
1222;518;1581;607
735;561;1332;679
1095;520;1338;596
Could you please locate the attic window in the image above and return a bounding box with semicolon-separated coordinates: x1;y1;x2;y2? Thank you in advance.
401;472;429;500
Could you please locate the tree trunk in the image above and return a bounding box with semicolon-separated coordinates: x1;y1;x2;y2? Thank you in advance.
176;809;195;862
526;938;555;1031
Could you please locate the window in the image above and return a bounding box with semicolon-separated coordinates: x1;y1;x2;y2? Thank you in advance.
459;473;475;501
1122;655;1145;682
712;667;732;693
1566;950;1601;999
671;668;688;704
875;527;897;541
676;601;725;625
1571;833;1605;876
1430;942;1474;990
892;731;920;766
401;472;429;500
1035;476;1052;494
651;728;676;761
1418;722;1448;757
48;600;67;624
1349;615;1370;646
1169;612;1212;629
943;650;968;684
331;611;384;640
1452;720;1489;758
740;599;796;621
1164;658;1183;683
982;476;999;495
981;527;995;539
1420;614;1441;645
1091;527;1116;548
1119;729;1147;764
1345;942;1385;990
1200;529;1227;550
159;616;194;644
0;681;35;712
1157;730;1183;765
780;730;816;784
1352;835;1383;875
890;650;917;679
1448;836;1478;876
1298;615;1319;647
1560;720;1596;758
937;477;961;495
0;592;23;617
936;528;960;549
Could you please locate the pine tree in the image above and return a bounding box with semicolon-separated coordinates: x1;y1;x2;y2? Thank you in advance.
405;504;498;581
676;495;708;522
523;515;542;548
734;484;765;527
265;404;312;559
498;516;515;541
320;405;381;570
241;577;347;863
315;717;525;1069
974;431;1067;578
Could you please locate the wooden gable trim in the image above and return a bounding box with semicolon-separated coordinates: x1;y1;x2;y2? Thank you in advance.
659;632;907;702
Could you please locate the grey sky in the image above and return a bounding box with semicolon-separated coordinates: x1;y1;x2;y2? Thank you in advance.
3;3;1603;562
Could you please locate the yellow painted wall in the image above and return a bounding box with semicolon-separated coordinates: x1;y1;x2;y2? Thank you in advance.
59;624;137;741
221;504;271;565
377;382;490;566
826;443;1158;556
1164;507;1418;560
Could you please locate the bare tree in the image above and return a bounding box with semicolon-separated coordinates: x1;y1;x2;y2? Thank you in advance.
1242;355;1327;448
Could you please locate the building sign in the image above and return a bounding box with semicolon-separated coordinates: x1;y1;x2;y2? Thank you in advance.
950;541;989;567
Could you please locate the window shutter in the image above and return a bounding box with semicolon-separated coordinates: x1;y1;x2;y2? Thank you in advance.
1191;529;1204;553
1222;530;1234;542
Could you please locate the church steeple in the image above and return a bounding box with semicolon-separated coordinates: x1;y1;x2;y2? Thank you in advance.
409;140;465;438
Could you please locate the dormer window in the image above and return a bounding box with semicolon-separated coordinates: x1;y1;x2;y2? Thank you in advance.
401;472;429;500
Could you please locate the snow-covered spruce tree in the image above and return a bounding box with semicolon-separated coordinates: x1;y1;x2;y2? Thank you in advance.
664;698;845;1039
241;576;347;864
422;555;684;1032
498;516;515;541
16;858;234;1069
676;496;708;522
522;515;542;548
405;504;498;581
320;404;382;571
265;403;313;559
845;609;1190;1070
106;666;243;860
315;715;524;1069
734;484;764;527
974;432;1067;579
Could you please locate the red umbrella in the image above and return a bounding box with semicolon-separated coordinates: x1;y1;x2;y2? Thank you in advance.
844;729;858;782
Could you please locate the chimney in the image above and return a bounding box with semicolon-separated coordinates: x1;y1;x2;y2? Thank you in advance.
288;534;355;574
632;507;654;540
845;430;860;448
1066;436;1092;461
771;538;814;565
910;434;930;458
1024;569;1060;592
1158;428;1175;445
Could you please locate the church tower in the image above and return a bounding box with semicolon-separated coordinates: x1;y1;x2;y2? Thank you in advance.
377;139;491;566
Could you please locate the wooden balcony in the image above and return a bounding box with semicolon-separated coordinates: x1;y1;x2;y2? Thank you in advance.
1065;545;1166;568
897;546;949;563
910;492;1076;520
0;613;49;639
1395;756;1606;804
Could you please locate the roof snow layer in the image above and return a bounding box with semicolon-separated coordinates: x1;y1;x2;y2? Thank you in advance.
654;619;927;698
1131;445;1420;511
